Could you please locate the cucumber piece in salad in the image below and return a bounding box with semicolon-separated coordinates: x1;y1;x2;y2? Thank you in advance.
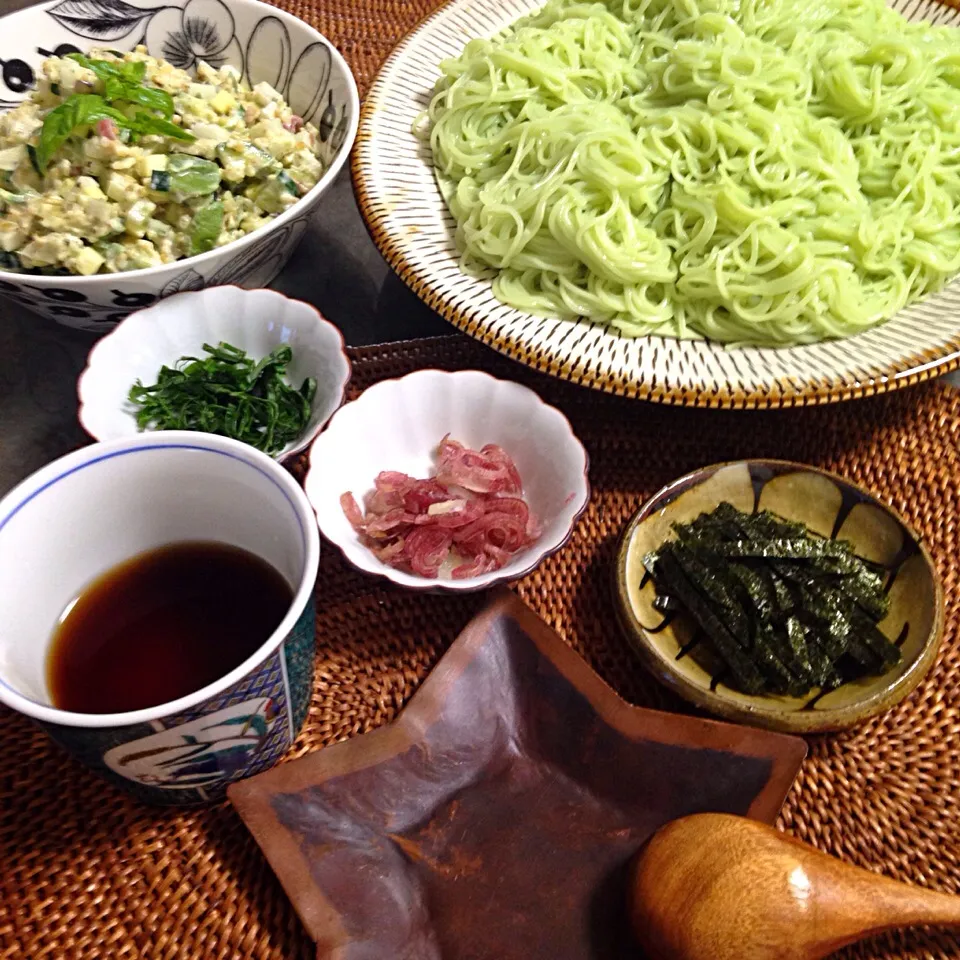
166;154;221;198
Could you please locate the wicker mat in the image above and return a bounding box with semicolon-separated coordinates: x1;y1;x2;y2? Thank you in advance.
0;334;958;959
279;0;450;96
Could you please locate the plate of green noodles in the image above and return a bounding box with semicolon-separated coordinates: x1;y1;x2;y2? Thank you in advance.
353;0;960;407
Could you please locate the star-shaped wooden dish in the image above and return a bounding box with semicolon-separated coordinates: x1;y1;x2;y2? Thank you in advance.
229;591;806;960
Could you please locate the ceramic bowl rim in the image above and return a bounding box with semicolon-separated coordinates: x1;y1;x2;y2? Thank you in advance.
0;0;360;286
75;285;353;461
304;367;591;593
613;458;945;734
0;431;321;729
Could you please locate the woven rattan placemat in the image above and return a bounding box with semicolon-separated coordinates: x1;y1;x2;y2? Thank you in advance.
280;0;446;96
2;334;959;959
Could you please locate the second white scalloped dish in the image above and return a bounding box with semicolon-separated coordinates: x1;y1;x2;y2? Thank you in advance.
304;369;591;592
77;286;351;460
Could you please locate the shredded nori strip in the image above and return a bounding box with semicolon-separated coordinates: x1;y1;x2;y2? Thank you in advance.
674;544;797;691
710;508;890;669
649;551;767;694
646;502;901;697
652;593;679;614
724;563;811;690
714;538;850;560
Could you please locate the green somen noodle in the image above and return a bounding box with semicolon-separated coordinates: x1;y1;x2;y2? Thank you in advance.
420;0;960;346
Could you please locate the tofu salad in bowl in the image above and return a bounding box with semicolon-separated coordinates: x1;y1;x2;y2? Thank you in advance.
0;0;359;328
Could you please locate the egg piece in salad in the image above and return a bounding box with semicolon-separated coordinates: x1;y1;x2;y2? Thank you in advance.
0;47;326;276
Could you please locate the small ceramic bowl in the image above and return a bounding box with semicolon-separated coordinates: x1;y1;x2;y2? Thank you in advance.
614;460;943;734
304;369;590;592
0;0;359;330
77;286;351;460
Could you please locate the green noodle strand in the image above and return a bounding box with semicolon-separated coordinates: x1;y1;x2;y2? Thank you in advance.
421;0;960;346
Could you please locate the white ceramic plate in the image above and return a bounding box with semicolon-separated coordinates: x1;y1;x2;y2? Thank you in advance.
77;286;351;460
353;0;960;408
304;369;590;591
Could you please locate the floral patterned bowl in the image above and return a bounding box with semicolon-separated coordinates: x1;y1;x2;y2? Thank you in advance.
0;431;321;805
0;0;359;330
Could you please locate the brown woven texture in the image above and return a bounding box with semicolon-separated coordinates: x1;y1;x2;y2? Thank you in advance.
273;0;445;96
2;334;960;959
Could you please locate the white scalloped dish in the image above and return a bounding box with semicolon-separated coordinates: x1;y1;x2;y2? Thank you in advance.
77;286;351;460
304;369;590;591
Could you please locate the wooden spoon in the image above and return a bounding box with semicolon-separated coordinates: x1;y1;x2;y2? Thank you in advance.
629;813;960;960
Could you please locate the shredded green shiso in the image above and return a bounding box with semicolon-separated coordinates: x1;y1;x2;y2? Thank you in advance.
128;341;317;455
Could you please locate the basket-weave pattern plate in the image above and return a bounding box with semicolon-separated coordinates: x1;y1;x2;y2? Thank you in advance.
4;336;960;960
352;0;960;408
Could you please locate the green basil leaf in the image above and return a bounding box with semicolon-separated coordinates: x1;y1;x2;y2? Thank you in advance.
35;94;126;171
129;113;195;141
121;84;174;116
190;200;224;254
36;102;76;171
101;75;125;102
168;153;221;196
67;54;145;86
102;75;174;117
120;60;147;84
67;54;172;117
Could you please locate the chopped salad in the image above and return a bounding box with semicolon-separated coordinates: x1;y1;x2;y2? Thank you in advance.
0;47;326;276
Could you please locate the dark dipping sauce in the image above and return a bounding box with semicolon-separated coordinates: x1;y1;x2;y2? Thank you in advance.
47;542;293;714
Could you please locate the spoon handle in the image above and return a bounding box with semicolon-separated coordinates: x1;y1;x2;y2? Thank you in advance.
855;874;960;933
630;814;960;960
755;823;960;947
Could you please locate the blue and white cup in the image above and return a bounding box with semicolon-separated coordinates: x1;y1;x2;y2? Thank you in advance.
0;433;320;805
